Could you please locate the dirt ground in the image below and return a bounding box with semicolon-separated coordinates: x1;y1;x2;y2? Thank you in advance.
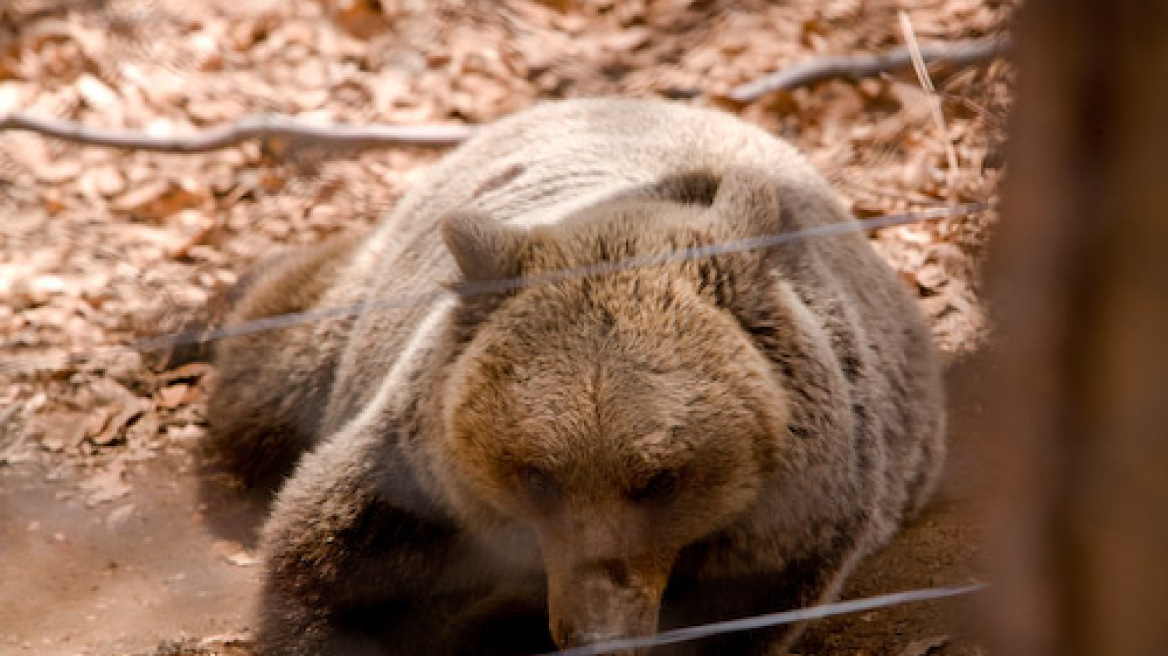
1;0;1014;654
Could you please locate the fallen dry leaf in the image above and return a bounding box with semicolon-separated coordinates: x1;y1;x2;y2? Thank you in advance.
79;463;132;507
92;400;148;446
106;503;136;529
898;635;952;656
159;362;213;385
156;383;190;409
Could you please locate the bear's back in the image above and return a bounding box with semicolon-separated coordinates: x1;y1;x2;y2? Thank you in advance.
316;99;936;489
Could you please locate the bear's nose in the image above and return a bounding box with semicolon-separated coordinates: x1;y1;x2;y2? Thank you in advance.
564;629;646;655
564;630;619;648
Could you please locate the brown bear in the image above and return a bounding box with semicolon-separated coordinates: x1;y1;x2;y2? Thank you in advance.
204;98;946;656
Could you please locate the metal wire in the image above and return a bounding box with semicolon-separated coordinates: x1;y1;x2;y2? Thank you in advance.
130;201;992;353
533;583;989;656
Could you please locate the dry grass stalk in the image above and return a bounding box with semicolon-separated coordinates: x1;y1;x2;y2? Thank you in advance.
899;10;961;193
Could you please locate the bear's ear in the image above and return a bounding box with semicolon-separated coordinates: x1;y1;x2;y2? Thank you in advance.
701;168;786;317
440;211;524;282
711;167;782;240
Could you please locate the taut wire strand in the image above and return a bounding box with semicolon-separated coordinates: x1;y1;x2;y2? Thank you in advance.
130;202;992;353
532;583;988;656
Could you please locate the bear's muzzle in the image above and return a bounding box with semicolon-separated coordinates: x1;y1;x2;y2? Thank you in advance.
543;544;675;655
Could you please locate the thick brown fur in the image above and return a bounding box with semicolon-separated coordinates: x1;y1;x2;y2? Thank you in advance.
204;98;945;656
205;234;364;489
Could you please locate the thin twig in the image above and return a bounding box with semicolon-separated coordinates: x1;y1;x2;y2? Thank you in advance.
0;112;478;153
899;11;961;189
0;36;1006;153
728;34;1010;103
937;90;1008;132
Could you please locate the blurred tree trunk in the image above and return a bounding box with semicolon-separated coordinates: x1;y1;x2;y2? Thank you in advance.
990;2;1168;656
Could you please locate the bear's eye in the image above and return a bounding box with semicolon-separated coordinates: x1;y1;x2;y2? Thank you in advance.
519;466;559;504
630;470;680;503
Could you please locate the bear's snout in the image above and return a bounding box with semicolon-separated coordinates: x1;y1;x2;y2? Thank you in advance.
560;630;623;649
544;546;673;655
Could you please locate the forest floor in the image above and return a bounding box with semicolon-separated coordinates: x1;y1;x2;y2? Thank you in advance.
0;0;1014;654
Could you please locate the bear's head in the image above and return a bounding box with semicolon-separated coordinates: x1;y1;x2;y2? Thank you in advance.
438;168;792;652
